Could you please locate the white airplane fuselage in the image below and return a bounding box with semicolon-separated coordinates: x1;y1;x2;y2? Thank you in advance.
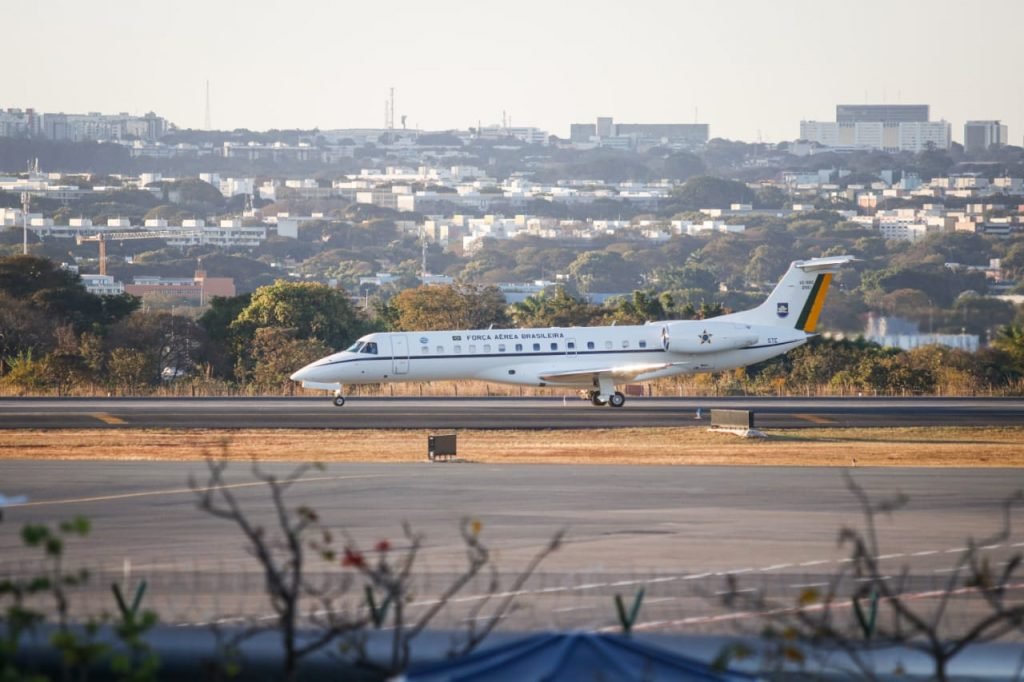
291;255;855;407
291;322;807;389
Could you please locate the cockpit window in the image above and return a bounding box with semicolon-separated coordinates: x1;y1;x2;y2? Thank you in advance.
361;342;378;355
346;341;365;352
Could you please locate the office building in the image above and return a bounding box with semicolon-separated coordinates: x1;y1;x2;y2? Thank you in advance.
568;117;709;149
800;104;949;152
836;104;929;123
964;120;1008;153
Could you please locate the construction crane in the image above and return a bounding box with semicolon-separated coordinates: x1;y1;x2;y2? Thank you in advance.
76;230;201;276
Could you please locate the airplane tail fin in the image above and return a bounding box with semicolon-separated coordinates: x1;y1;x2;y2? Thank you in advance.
723;256;856;331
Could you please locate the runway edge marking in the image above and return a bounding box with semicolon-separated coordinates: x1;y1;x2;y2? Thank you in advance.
0;474;389;509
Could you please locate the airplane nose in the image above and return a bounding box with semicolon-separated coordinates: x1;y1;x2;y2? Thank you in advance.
290;364;314;382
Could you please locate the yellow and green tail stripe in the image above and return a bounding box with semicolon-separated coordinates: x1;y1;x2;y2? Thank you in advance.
795;273;833;332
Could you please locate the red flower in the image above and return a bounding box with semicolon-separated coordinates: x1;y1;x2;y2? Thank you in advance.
341;548;365;568
375;540;391;553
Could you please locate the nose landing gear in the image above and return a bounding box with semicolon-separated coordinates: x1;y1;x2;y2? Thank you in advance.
333;388;346;407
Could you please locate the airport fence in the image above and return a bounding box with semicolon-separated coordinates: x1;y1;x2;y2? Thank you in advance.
1;558;1020;642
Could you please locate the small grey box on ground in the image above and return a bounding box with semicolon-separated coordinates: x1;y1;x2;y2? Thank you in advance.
710;409;754;429
428;433;457;461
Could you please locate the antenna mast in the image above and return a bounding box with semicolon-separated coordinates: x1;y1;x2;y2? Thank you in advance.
204;80;211;130
385;87;395;144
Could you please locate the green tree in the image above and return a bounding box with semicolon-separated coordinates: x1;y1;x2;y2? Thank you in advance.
0;350;48;394
651;262;719;293
390;284;509;331
992;324;1024;368
663;176;755;212
567;251;641;294
510;287;598;328
107;348;151;395
231;281;362;351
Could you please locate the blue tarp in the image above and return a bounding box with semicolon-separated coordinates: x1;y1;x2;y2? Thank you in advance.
401;632;757;682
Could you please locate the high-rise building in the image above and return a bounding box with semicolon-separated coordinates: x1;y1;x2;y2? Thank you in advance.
800;104;949;152
836;104;929;123
963;120;1008;153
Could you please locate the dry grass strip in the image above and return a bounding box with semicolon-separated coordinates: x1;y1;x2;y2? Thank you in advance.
0;427;1022;467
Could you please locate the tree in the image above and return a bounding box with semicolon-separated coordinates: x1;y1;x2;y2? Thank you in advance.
719;475;1024;681
0;255;80;299
658;152;705;181
510;287;598;328
600;291;674;325
567;251;641;294
754;185;788;209
231;281;362;351
107;348;151;395
744;244;790;287
663;176;755;212
251;328;331;393
992;324;1024;369
651;262;719;293
389;284;509;331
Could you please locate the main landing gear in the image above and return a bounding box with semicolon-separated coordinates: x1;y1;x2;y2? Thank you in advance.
585;376;625;408
333;388;346;407
586;389;626;408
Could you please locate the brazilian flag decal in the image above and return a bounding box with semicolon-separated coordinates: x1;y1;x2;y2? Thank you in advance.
795;273;833;332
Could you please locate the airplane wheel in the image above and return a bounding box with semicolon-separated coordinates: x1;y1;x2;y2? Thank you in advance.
608;392;626;408
591;394;607;407
333;395;346;407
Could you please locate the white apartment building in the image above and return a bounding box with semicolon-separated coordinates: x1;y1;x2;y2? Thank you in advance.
799;120;951;152
671;219;746;236
43;111;166;142
80;274;125;296
0;108;41;137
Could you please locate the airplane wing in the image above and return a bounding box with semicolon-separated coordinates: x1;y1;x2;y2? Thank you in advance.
538;362;686;384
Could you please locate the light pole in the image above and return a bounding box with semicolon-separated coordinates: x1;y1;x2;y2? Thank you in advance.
20;192;29;255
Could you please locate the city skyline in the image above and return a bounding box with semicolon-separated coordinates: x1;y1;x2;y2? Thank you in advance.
3;0;1023;144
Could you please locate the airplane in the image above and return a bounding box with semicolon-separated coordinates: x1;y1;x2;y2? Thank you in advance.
290;255;855;407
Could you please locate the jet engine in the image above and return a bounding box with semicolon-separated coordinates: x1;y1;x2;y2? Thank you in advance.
661;320;759;354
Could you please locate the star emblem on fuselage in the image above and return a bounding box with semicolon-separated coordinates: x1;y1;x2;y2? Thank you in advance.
699;330;713;344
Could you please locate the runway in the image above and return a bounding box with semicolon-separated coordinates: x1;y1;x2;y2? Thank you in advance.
0;462;1020;630
2;396;1024;429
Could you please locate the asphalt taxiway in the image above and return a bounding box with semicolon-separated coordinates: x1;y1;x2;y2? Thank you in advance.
1;461;1019;573
1;396;1023;429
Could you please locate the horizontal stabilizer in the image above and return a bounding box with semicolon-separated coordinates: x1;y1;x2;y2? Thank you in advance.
795;255;860;272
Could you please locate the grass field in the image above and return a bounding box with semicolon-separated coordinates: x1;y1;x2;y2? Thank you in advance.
1;426;1023;467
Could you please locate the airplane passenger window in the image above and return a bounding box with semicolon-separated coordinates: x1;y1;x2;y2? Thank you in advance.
436;345;444;354
469;345;477;354
421;346;429;354
363;342;378;354
532;343;541;351
550;342;558;351
587;341;595;350
567;342;575;350
622;340;629;349
639;340;647;348
483;344;491;353
498;344;506;352
605;341;613;350
515;344;523;352
454;345;462;353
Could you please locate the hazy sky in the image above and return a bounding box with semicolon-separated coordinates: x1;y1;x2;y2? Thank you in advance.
5;0;1023;143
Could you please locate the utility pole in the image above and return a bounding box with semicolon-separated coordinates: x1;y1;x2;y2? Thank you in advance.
20;192;29;255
